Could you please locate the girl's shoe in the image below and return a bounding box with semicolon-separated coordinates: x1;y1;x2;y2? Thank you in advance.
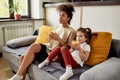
38;59;49;68
59;66;73;80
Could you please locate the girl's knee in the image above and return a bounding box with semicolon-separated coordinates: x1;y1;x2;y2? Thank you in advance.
61;46;68;51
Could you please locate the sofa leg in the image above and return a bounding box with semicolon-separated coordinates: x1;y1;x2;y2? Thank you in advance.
12;70;16;74
0;52;2;58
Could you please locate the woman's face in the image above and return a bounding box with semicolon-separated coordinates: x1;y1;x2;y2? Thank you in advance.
76;31;87;44
59;11;70;25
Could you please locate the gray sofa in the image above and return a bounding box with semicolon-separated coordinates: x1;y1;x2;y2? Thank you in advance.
2;30;120;80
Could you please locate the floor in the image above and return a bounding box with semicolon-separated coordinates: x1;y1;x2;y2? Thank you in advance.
0;56;15;80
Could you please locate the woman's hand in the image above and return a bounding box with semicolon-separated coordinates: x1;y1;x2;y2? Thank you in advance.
49;31;67;47
48;32;54;39
51;32;60;41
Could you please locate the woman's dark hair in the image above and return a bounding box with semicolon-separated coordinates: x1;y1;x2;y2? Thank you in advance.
57;3;75;24
77;27;92;44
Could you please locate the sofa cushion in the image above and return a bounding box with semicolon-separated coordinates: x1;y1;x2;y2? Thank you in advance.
7;36;37;48
80;57;120;80
3;46;29;56
35;25;53;44
85;32;112;66
28;61;91;80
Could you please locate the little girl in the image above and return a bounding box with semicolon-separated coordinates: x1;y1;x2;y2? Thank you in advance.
38;27;92;80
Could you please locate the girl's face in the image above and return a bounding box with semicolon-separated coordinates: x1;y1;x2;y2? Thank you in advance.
59;11;70;25
76;31;87;44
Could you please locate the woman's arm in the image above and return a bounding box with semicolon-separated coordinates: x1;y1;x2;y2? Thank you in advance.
48;32;54;42
52;32;68;47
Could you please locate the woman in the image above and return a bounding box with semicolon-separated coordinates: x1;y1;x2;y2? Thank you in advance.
8;3;76;80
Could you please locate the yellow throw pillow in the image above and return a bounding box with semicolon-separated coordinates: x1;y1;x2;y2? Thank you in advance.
85;32;112;66
35;25;53;44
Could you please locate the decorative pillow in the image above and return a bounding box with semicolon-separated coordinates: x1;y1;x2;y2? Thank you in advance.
7;36;37;48
85;32;112;66
80;57;120;80
35;25;53;44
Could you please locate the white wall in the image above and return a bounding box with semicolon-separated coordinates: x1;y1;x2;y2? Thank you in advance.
30;0;67;19
45;5;120;39
82;5;120;39
31;0;41;19
45;6;82;29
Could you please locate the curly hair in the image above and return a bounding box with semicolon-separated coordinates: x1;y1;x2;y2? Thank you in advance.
57;3;75;24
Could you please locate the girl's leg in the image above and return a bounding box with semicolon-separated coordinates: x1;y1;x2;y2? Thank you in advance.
59;46;79;80
38;47;61;68
48;47;61;61
8;43;41;80
61;46;79;68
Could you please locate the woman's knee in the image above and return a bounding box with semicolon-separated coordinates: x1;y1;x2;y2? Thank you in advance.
19;55;25;64
28;43;41;53
20;55;24;60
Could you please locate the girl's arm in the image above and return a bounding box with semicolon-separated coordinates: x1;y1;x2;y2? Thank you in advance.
76;46;90;61
69;47;74;52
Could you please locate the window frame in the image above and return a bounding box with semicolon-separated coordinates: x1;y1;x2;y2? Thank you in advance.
0;0;31;19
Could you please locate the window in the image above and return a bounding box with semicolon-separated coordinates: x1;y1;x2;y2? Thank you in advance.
0;0;9;18
67;0;105;2
0;0;30;19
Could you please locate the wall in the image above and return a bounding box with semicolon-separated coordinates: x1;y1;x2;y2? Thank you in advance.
82;5;120;39
0;20;44;52
45;5;120;39
30;0;67;19
0;0;67;52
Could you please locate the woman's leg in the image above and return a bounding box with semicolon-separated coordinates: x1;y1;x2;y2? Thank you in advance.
8;43;41;80
17;43;41;75
19;55;27;80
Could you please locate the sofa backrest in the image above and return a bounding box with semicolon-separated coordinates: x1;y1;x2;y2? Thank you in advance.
33;29;120;59
107;39;120;59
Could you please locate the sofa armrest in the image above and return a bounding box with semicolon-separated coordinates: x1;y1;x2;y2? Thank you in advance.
33;29;39;35
7;36;37;48
80;57;120;80
108;39;120;59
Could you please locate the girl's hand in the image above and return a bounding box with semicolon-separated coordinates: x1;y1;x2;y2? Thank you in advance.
71;41;79;49
74;45;81;50
69;47;74;52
